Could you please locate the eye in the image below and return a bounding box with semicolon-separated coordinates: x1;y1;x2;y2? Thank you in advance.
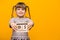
17;8;20;10
22;8;25;10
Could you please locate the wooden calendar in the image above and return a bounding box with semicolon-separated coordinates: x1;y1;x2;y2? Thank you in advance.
16;22;29;32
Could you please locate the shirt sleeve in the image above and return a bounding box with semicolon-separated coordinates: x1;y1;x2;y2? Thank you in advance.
27;18;34;26
9;18;15;28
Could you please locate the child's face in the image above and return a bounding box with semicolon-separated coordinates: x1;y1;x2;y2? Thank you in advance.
16;8;26;17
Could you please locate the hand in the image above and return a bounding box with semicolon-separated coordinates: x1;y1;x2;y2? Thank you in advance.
27;22;34;30
10;23;17;31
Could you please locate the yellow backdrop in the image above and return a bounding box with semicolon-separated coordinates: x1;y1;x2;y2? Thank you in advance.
0;0;60;40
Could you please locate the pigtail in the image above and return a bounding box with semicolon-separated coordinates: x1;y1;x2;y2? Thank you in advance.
11;6;15;18
26;6;31;19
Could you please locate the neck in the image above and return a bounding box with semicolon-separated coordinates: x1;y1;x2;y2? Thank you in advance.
17;16;24;18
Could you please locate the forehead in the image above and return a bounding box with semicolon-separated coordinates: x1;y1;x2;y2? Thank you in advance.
15;7;26;10
17;8;23;9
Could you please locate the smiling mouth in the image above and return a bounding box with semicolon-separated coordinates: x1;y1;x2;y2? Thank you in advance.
19;13;23;14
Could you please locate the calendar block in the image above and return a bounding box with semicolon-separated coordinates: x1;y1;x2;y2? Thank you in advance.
16;22;29;32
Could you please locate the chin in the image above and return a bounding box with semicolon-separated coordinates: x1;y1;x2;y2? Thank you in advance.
18;14;24;16
19;15;22;16
19;16;22;17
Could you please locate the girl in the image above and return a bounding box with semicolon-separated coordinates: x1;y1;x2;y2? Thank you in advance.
9;2;34;40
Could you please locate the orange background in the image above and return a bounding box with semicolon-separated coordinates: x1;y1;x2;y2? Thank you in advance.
0;0;60;40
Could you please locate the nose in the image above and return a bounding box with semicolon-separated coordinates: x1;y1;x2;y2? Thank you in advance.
19;9;22;11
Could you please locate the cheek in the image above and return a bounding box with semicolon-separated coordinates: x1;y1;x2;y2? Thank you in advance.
22;10;25;13
21;10;26;14
16;10;20;13
22;11;25;12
